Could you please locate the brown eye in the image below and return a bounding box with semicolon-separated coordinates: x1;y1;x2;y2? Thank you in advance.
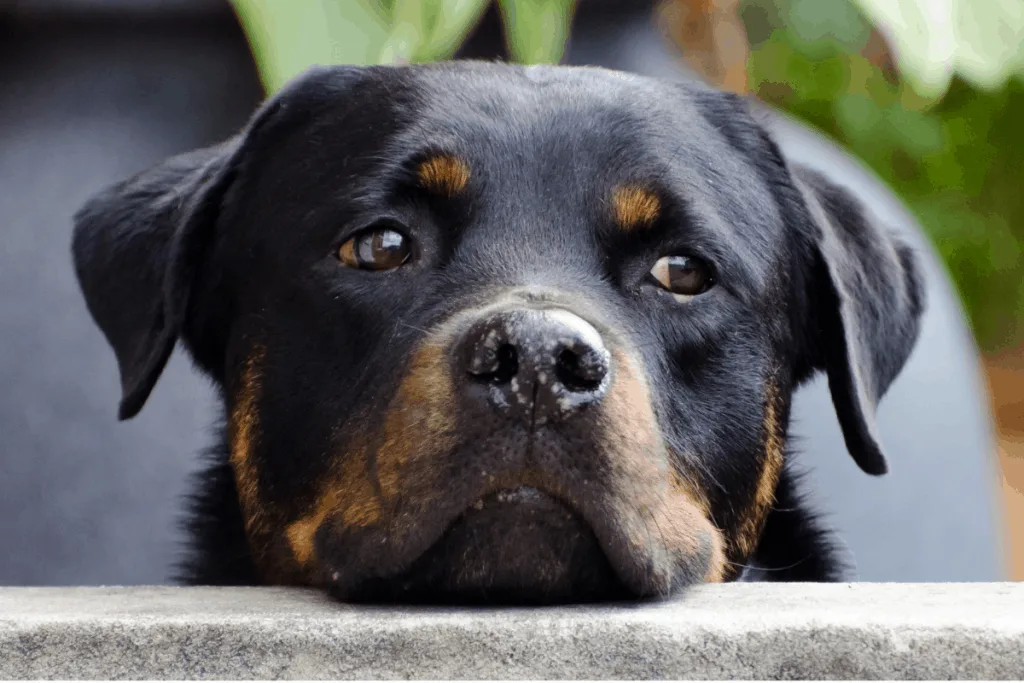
650;255;714;300
337;227;412;271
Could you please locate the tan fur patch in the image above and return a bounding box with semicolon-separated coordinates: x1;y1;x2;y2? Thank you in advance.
285;454;384;569
376;341;458;501
285;339;458;573
597;350;727;586
730;383;785;563
611;185;660;230
703;531;728;583
285;510;324;567
229;346;308;583
417;155;470;196
229;348;268;547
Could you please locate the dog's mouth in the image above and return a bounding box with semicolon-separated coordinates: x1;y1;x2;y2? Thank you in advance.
469;484;546;507
335;485;630;604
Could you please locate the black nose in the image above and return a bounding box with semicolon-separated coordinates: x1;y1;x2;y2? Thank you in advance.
460;308;611;425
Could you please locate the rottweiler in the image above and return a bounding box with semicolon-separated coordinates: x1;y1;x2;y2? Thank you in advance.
72;62;924;603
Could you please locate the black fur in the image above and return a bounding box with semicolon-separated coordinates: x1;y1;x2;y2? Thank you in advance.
747;462;849;582
72;62;924;602
176;426;258;586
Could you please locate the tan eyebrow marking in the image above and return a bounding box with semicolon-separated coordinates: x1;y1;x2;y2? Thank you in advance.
417;154;471;196
611;185;661;230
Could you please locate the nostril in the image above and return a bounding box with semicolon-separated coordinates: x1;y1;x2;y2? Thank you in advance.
491;344;518;384
460;308;611;422
469;342;518;385
556;346;607;393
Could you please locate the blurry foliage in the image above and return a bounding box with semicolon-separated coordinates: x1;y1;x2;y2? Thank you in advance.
849;0;1024;98
742;0;1024;350
231;0;574;92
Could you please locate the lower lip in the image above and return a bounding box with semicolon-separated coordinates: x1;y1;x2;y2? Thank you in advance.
469;485;547;510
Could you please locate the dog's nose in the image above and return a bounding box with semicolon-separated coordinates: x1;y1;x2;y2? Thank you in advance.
460;308;611;425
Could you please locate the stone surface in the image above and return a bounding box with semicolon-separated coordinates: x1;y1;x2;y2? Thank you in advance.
1;584;1022;679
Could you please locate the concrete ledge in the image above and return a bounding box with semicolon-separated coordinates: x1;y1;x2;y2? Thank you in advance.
1;584;1023;679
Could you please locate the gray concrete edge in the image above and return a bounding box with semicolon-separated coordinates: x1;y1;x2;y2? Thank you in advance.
1;583;1023;679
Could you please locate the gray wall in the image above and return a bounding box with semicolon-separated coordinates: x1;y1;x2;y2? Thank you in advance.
0;7;259;584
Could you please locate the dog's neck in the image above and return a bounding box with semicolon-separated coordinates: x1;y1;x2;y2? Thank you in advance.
176;433;260;586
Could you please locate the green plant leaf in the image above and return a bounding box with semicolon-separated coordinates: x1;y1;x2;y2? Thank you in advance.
230;0;389;92
747;19;1024;350
233;0;489;91
786;0;870;53
419;0;492;61
378;0;429;63
498;0;576;64
377;0;490;64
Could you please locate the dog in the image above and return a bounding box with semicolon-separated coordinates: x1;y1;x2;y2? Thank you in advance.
72;62;924;603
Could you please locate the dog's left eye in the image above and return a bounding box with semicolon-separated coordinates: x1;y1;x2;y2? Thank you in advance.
649;255;714;300
337;226;412;271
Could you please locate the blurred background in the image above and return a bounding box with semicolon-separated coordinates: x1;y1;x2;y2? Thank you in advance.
0;0;1020;585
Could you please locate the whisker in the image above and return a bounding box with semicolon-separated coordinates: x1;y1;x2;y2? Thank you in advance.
727;556;811;573
396;320;431;335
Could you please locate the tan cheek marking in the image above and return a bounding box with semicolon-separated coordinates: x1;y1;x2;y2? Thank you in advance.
285;341;458;569
730;383;786;562
286;448;382;569
600;350;727;582
230;347;309;583
611;185;660;230
285;508;326;568
417;155;471;196
703;532;728;583
376;342;458;502
229;348;268;545
670;464;728;583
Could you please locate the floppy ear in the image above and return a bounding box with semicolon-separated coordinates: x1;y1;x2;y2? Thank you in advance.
792;166;926;475
688;88;925;475
72;140;241;420
72;65;352;420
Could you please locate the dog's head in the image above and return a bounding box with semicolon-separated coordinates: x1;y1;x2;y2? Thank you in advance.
72;63;924;602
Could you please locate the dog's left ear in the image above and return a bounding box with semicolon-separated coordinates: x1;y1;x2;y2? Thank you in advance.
790;165;925;475
688;89;929;475
690;89;926;475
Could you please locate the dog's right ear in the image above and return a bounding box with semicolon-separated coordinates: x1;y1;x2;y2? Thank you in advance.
72;65;352;420
72;140;240;420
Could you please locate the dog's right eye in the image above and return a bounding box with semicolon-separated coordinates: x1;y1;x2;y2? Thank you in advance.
648;255;714;301
337;226;412;271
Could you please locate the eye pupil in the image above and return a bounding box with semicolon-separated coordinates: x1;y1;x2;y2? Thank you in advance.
339;226;411;270
650;255;713;298
668;259;702;291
